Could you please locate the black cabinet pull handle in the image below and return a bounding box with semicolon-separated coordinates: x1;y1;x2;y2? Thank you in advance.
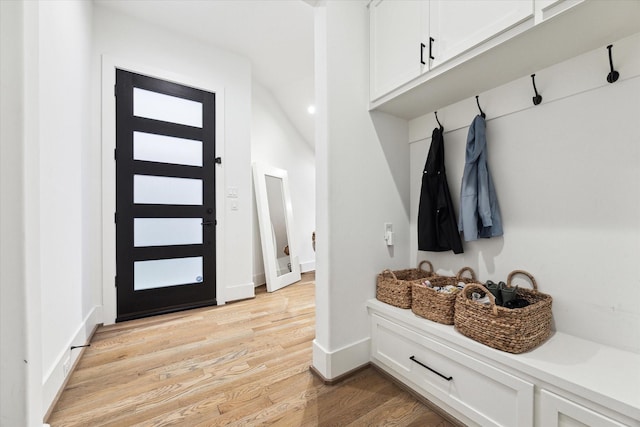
410;356;452;381
429;37;435;60
420;42;426;65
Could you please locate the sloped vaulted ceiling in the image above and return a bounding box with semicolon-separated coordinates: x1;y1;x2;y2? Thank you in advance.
95;0;315;148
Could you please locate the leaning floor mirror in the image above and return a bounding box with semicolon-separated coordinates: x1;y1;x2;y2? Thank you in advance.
253;163;301;292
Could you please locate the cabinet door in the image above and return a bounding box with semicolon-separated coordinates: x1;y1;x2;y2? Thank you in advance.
539;390;630;427
371;315;534;427
370;0;429;101
429;0;533;67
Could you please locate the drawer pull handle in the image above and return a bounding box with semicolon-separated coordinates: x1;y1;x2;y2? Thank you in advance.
410;356;453;381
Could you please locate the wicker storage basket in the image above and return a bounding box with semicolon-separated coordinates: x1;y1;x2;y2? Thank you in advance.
454;270;553;354
376;261;435;309
411;267;478;325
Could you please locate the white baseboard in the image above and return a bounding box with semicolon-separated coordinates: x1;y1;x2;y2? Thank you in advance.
254;260;314;288
253;272;266;287
42;305;101;415
224;281;255;303
312;337;371;380
301;260;316;273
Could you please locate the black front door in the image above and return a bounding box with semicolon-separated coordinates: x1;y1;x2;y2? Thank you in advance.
115;69;216;322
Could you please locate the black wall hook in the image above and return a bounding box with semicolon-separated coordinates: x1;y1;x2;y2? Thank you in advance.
475;96;486;118
434;111;443;129
606;44;619;83
531;74;542;105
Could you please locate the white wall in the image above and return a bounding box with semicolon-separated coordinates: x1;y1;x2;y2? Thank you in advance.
0;1;29;424
3;0;310;421
39;0;97;411
0;0;96;422
313;0;412;379
251;81;316;285
92;4;254;318
409;32;640;354
1;1;304;420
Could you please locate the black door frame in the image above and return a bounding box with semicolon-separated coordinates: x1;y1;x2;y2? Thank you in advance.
115;69;217;322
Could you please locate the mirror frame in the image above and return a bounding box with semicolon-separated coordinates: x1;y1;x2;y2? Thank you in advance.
253;163;301;292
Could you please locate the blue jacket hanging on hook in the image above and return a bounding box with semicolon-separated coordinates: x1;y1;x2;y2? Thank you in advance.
458;115;503;241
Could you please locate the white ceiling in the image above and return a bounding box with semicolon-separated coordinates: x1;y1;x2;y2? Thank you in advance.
95;0;316;147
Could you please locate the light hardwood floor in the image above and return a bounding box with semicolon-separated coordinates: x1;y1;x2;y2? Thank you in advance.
47;273;456;426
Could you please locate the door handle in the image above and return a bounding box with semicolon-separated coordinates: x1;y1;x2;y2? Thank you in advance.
201;221;214;226
420;42;426;65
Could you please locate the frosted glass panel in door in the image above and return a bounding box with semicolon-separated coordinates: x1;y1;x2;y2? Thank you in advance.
133;132;202;166
134;175;202;205
134;256;203;290
134;218;203;247
133;88;203;128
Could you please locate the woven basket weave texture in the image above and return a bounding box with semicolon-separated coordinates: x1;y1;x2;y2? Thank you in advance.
376;261;435;309
454;270;553;354
411;267;478;325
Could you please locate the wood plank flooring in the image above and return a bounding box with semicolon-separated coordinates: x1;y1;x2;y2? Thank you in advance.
47;273;456;426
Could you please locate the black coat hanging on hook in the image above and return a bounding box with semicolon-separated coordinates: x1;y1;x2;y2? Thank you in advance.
417;127;464;254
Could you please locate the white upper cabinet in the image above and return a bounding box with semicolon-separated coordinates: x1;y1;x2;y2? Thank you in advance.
369;0;534;103
370;0;430;101
429;0;533;67
369;0;640;118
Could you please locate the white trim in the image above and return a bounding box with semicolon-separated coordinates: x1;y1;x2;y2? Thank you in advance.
42;305;101;413
252;162;301;292
408;31;640;144
224;282;255;303
312;337;371;380
540;389;628;427
300;260;316;273
253;272;266;287
100;55;226;324
254;261;314;287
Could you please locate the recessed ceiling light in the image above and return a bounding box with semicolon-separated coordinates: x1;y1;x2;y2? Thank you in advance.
307;105;316;115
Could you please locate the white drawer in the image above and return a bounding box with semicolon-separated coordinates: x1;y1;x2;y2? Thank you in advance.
371;314;534;427
540;390;634;427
